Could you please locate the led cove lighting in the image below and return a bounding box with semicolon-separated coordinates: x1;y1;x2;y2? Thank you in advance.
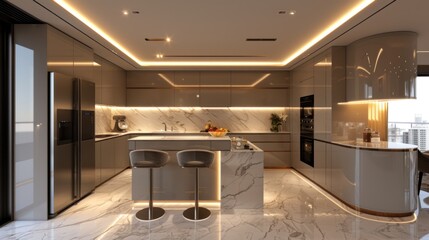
48;61;101;66
282;0;374;66
55;0;373;67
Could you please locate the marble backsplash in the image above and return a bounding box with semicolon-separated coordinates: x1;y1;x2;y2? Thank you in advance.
95;106;289;133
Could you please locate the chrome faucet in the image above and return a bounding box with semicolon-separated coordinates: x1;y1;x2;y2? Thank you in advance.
162;122;167;131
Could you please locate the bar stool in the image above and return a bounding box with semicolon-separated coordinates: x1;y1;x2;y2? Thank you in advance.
129;149;170;221
176;149;215;221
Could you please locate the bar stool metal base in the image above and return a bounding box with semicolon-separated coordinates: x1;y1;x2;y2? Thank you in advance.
135;207;165;221
183;207;211;221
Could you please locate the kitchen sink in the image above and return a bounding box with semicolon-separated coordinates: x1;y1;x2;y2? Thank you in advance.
95;133;120;138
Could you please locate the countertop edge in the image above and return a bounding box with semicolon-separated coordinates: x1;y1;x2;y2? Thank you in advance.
313;138;418;151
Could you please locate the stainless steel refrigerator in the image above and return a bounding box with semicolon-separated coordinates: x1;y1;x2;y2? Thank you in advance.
49;72;95;217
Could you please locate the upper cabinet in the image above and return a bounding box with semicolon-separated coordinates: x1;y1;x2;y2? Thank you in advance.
95;55;126;106
73;41;94;81
47;27;94;81
200;72;230;107
47;27;74;76
126;71;290;107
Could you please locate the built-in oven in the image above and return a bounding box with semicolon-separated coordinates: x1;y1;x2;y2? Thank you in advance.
300;95;314;167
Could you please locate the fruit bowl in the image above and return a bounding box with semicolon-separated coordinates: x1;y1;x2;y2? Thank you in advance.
208;131;228;137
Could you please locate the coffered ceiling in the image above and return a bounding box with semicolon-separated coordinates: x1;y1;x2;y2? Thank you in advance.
6;0;429;70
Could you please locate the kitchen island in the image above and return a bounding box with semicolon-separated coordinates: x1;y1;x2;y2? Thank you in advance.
128;135;264;209
308;139;418;217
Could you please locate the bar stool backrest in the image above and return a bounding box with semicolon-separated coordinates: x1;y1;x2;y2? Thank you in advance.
129;149;170;168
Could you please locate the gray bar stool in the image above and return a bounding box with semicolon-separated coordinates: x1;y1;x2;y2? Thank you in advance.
129;149;170;221
176;149;215;221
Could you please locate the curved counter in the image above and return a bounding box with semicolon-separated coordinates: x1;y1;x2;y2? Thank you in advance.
311;139;418;217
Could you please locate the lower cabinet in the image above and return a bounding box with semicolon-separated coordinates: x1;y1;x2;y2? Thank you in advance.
96;135;130;186
229;133;291;167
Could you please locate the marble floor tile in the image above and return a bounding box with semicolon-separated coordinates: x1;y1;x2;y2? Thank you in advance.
1;169;429;239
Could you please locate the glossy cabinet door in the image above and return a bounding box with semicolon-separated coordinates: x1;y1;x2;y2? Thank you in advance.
127;71;174;88
94;55;103;104
127;89;174;106
230;89;288;107
101;59;126;106
95;141;101;186
174;72;200;106
228;133;291;167
47;27;74;76
200;71;231;107
115;136;130;173
100;139;116;183
313;141;326;189
73;40;94;82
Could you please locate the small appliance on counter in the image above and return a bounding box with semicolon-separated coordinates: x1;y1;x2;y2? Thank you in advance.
112;115;128;132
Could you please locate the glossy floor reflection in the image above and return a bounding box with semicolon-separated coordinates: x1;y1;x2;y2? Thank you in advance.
1;169;429;239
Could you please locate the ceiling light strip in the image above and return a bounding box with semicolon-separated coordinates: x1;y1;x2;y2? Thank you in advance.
54;0;141;64
282;0;375;65
55;0;374;67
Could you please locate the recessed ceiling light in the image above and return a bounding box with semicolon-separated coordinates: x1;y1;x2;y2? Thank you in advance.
122;10;128;15
289;10;296;15
156;54;164;59
166;37;171;42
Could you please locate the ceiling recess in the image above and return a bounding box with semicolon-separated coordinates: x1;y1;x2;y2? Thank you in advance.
246;38;277;42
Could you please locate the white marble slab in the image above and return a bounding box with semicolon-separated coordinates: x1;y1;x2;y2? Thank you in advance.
221;144;264;209
95;105;288;133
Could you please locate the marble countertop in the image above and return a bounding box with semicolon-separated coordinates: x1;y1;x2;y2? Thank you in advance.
96;131;290;142
330;140;418;151
128;135;230;141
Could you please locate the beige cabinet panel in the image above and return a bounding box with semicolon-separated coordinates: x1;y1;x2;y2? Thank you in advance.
95;142;101;186
47;27;74;76
100;58;126;106
200;72;230;85
231;89;288;107
314;141;326;188
115;136;130;173
94;55;103;104
127;89;174;106
174;72;199;86
73;40;94;81
174;88;200;106
100;139;116;182
200;88;230;107
127;71;174;88
231;72;266;86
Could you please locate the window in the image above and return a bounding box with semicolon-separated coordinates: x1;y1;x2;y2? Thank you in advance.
388;76;429;151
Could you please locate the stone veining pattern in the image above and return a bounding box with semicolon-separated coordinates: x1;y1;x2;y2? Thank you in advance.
96;105;288;133
221;149;264;209
1;169;429;239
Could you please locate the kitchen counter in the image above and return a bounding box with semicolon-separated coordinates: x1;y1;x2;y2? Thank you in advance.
318;139;418;151
128;136;263;209
306;138;418;217
95;131;290;142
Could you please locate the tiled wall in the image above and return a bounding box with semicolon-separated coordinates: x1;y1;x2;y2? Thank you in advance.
96;105;289;133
